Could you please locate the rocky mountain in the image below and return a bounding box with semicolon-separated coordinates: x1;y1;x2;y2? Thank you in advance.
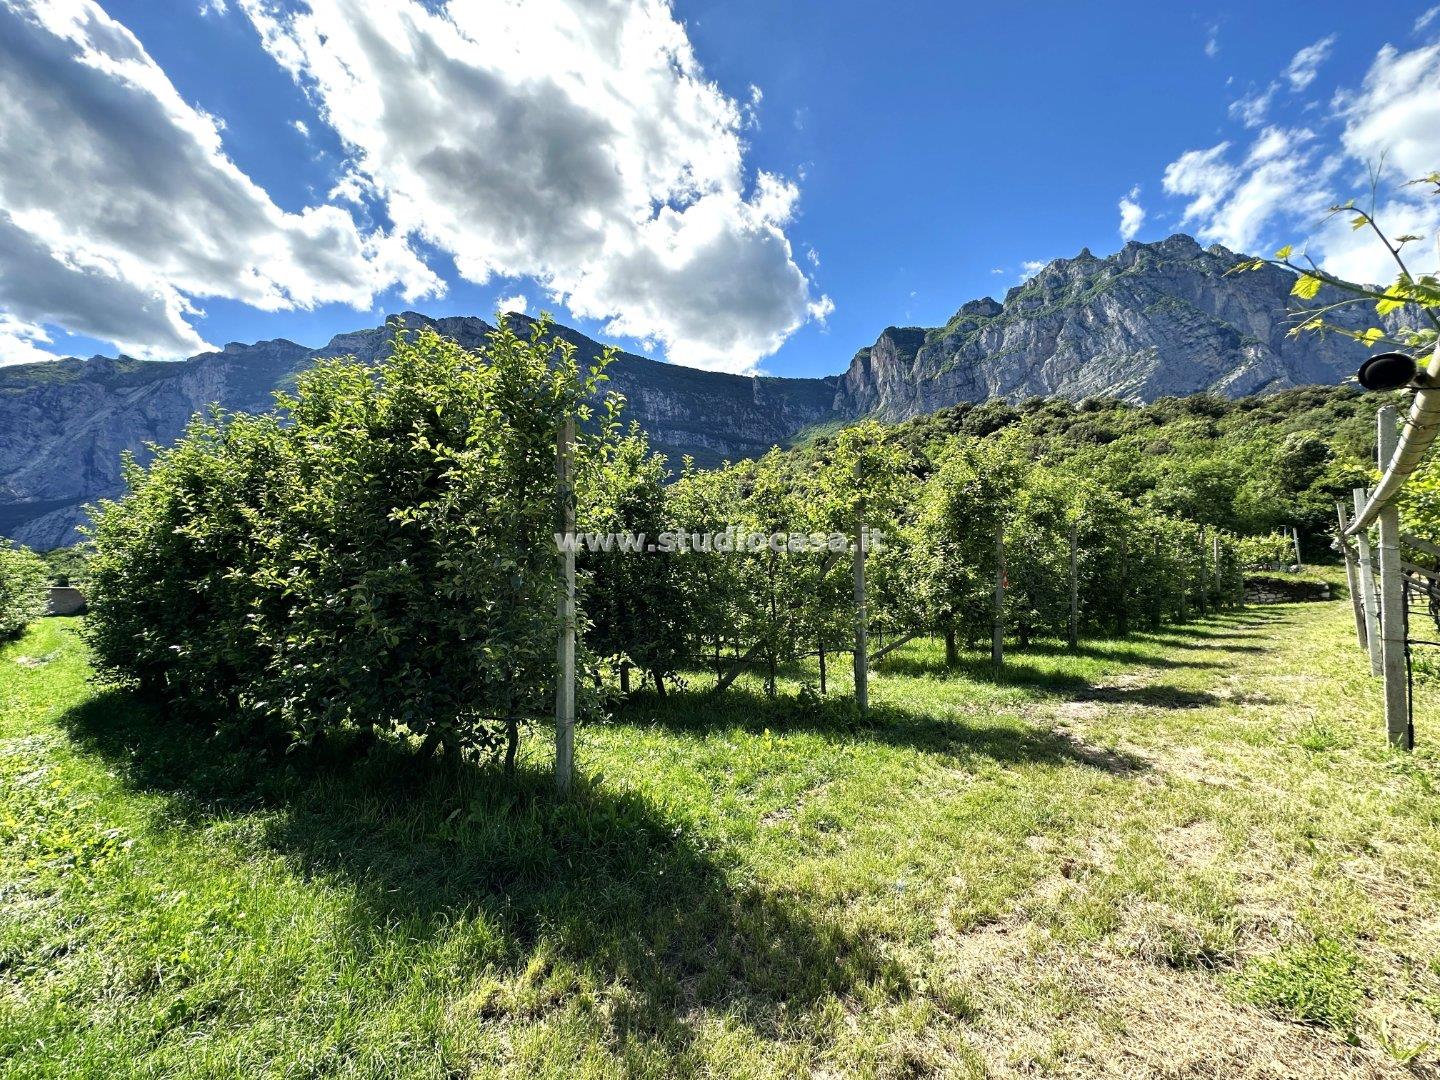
833;233;1384;418
0;234;1386;549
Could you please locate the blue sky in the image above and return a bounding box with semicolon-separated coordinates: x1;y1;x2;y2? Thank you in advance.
2;1;1438;379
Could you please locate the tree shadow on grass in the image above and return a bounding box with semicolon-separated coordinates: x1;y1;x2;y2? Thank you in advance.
1072;684;1270;709
1140;639;1267;654
59;689;908;1055
872;651;1096;691
1002;640;1223;670
613;684;1149;774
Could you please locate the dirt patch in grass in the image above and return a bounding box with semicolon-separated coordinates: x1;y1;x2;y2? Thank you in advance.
935;923;1404;1076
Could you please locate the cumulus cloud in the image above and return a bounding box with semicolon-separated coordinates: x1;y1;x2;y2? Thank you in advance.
1319;39;1440;283
1229;82;1278;128
1163;128;1332;253
495;293;528;316
238;0;827;373
1161;38;1440;284
0;0;439;360
1118;185;1146;240
1019;260;1047;282
0;313;61;367
1285;34;1337;92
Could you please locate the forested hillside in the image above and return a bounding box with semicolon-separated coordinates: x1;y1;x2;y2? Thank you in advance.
805;384;1379;548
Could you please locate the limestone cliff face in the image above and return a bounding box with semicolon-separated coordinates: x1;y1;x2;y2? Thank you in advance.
0;234;1397;548
832;234;1383;418
0;338;312;548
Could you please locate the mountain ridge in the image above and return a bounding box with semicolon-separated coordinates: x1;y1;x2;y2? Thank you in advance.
0;234;1385;548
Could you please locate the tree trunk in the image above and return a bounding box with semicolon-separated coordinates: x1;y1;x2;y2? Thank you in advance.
504;717;519;776
619;661;631;695
819;640;827;694
944;627;958;667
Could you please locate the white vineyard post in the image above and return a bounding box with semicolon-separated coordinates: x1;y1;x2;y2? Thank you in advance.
1176;538;1189;624
1353;487;1383;677
1336;501;1367;651
1196;528;1208;617
992;518;1005;666
555;415;577;794
1374;405;1411;749
1212;532;1222;609
1067;520;1079;651
853;511;868;716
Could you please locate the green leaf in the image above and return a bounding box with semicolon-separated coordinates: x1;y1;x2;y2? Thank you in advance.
1274;245;1293;261
1291;274;1323;300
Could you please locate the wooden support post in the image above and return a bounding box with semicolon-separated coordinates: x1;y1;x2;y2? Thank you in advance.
1353;487;1383;677
1336;501;1367;651
1290;526;1303;568
992;519;1006;665
1375;405;1412;749
555;416;577;794
1067;520;1079;651
853;514;868;715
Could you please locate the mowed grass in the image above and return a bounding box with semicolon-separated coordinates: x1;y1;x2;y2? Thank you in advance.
3;587;1440;1077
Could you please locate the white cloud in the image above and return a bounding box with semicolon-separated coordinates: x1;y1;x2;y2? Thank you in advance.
1160;38;1440;284
1285;34;1337;92
1229;82;1278;128
1416;5;1440;33
1019;260;1046;282
1337;41;1440;180
742;84;762;130
1204;22;1221;58
1118;184;1146;240
291;118;309;137
495;293;528;316
1162;144;1237;227
990;267;1005;275
238;0;827;374
1163;128;1332;253
1319;39;1440;283
0;313;60;366
0;0;440;359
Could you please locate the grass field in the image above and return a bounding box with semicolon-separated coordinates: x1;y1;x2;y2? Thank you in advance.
4;588;1440;1077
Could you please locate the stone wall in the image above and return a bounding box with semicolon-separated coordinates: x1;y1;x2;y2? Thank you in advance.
46;586;86;615
1243;575;1332;604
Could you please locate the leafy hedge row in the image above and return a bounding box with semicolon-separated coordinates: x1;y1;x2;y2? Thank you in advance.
85;320;604;759
580;420;1246;696
0;544;48;639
